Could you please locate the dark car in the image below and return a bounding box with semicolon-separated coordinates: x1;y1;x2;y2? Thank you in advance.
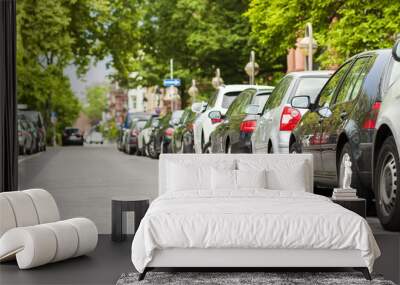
147;111;184;158
209;86;274;153
19;110;46;151
123;119;147;155
17;115;35;155
171;108;197;153
62;127;84;146
289;49;394;208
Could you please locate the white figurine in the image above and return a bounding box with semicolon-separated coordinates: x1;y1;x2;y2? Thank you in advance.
342;154;353;190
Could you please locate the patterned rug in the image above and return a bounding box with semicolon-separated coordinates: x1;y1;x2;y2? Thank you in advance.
116;271;395;285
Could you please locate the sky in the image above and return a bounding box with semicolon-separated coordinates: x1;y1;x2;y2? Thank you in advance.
64;58;113;102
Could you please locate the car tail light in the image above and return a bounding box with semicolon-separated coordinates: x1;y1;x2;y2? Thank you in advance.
279;106;301;131
240;120;257;133
211;118;223;124
165;127;174;137
131;129;139;136
362;101;381;129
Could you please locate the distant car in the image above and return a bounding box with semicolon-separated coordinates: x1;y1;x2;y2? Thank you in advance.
252;71;332;154
209;86;274;153
192;84;263;153
373;42;400;230
289;49;394;214
86;131;104;144
17;115;35;155
62;128;84;146
18;110;46;151
137;115;159;156
171;108;197;153
123;119;147;155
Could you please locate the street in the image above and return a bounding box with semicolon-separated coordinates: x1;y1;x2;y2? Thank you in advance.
18;144;158;234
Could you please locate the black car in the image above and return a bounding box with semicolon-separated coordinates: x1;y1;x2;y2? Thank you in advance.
171;108;197;153
209;86;274;153
62;127;84;146
19;110;46;151
289;49;393;206
147;111;184;158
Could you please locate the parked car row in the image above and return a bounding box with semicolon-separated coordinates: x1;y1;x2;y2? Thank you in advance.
116;42;400;231
17;109;46;155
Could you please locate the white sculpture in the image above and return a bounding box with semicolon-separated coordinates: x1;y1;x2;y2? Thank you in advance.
342;154;353;190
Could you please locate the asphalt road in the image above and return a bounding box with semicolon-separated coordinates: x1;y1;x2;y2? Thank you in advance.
18;143;158;234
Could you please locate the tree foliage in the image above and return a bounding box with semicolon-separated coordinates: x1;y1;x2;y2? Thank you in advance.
83;85;109;124
246;0;400;68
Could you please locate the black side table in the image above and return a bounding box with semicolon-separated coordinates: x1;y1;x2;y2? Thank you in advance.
112;196;150;242
332;198;366;218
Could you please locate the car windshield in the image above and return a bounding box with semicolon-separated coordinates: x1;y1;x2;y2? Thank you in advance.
19;111;42;127
221;91;241;109
65;128;80;135
252;92;271;107
293;77;330;103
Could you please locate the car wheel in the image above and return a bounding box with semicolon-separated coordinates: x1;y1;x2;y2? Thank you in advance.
267;141;274;154
202;142;212;153
226;141;232;154
148;139;158;159
375;136;400;230
289;140;301;154
338;142;363;195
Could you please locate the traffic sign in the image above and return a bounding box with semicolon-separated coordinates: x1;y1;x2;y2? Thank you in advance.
163;78;181;87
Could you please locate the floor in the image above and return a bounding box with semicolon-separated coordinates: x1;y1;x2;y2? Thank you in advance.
0;235;133;285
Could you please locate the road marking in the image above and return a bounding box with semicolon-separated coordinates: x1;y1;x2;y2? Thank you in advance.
18;152;42;164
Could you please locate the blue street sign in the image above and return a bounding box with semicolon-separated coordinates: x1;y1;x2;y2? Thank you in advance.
163;78;181;87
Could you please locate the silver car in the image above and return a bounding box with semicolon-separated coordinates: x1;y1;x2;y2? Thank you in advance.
252;71;332;154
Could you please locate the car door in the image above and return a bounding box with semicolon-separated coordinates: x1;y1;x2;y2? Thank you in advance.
253;76;293;153
228;90;255;150
303;62;352;179
320;56;372;180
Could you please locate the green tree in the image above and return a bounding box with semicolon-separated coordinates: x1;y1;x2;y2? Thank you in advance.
84;85;109;124
246;0;400;68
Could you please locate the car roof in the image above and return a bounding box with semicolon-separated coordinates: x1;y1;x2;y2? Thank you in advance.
286;70;334;78
219;84;274;92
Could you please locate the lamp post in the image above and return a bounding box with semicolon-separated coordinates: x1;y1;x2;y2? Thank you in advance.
188;79;199;103
244;50;259;85
297;23;318;71
211;68;223;89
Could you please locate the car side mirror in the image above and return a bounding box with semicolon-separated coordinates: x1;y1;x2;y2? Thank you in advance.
392;39;400;62
291;96;311;109
245;104;261;115
318;106;333;118
191;101;207;113
208;110;223;124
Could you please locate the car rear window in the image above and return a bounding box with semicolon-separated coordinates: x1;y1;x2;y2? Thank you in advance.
221;91;241;109
137;121;146;129
252;92;271;107
293;77;329;103
65;128;80;135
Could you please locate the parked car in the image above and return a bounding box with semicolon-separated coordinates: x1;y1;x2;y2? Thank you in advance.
209;86;274;153
289;49;394;211
17;115;35;155
192;84;261;153
62;127;84;146
123;119;147;154
118;112;151;151
18;110;46;151
171;108;198;153
147;110;184;158
86;131;104;144
137;115;159;156
252;71;332;154
373;41;400;230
